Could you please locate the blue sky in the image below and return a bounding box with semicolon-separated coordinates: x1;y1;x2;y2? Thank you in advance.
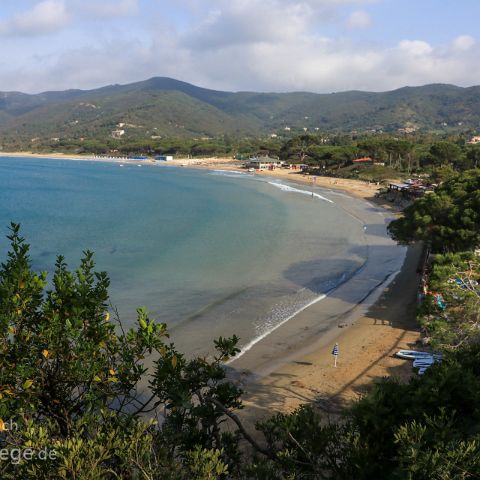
0;0;478;93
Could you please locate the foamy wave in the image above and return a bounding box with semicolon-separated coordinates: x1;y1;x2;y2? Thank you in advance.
268;181;334;204
227;293;327;363
210;170;252;177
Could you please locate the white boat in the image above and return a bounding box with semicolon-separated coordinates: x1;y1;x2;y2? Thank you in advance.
395;350;442;360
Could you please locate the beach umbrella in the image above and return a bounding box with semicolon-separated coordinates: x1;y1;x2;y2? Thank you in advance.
332;342;339;367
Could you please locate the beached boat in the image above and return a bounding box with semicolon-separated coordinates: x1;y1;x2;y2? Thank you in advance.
395;349;442;360
396;349;442;376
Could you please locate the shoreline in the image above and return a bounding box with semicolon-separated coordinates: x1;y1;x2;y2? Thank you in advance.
238;243;421;425
215;170;418;422
0;151;392;206
2;151;418;422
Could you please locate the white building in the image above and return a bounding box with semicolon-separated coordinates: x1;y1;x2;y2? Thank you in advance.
111;129;125;138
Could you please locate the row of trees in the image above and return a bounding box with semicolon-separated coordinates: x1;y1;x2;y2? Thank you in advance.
280;135;480;172
418;252;480;350
390;169;480;349
4;131;480;174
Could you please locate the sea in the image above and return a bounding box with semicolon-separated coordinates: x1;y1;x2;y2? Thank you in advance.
0;157;404;358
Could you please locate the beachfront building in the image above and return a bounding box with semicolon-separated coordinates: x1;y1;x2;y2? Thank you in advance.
388;180;431;198
155;155;174;161
247;156;285;170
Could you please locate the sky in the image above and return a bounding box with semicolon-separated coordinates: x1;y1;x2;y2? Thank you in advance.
0;0;478;94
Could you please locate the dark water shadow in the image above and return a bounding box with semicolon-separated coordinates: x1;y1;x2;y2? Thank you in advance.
282;243;402;301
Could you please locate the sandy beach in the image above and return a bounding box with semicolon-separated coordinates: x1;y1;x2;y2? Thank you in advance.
229;169;420;425
1;151;419;423
238;244;421;427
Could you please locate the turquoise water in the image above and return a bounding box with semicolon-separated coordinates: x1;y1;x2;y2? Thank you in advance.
0;157;369;356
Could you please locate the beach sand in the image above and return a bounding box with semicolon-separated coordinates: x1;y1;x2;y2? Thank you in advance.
237;243;421;427
0;151;101;161
1;151;419;424
248;168;383;200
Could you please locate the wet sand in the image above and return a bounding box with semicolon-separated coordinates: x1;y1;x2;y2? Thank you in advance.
237;243;421;427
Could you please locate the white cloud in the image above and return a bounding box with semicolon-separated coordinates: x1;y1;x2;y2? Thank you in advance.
0;0;70;36
398;40;433;56
181;0;317;50
346;10;372;29
0;1;478;94
72;0;139;18
453;34;475;51
0;0;139;37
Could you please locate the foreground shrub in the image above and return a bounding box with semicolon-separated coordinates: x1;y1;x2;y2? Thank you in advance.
1;224;480;478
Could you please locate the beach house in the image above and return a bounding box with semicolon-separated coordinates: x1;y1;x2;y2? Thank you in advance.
247;156;284;170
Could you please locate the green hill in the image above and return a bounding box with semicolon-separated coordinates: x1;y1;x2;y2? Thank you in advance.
1;78;479;143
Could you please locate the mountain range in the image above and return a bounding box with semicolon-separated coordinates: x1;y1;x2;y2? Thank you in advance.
1;77;479;141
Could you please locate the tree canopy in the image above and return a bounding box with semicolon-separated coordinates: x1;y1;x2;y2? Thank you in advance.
388;169;480;252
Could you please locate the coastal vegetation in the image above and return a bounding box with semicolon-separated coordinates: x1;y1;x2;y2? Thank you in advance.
388;169;480;252
0;224;244;478
418;252;479;350
3;127;479;186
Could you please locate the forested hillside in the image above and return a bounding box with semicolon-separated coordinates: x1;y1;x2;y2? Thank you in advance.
1;78;480;143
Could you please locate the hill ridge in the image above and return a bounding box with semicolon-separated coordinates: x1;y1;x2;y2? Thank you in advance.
0;77;479;140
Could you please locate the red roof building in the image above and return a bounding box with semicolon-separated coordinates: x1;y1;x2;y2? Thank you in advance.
352;157;373;163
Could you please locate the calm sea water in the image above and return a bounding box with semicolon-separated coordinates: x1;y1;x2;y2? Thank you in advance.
0;157;369;356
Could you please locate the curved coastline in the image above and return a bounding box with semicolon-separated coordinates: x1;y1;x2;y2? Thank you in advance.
1;154;407;383
225;173;407;378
